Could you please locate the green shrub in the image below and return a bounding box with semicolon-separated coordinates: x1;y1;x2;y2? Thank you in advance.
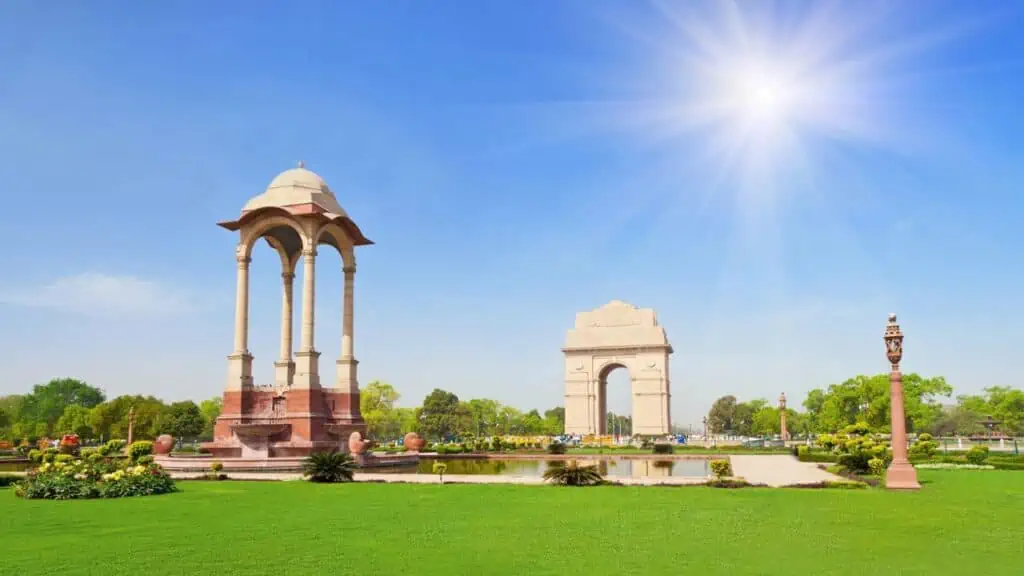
652;443;674;455
301;451;356;483
822;480;868;489
100;439;126;456
796;445;810;458
211;461;224;473
79;447;97;459
432;461;448;482
825;464;848;475
868;457;886;476
16;459;175;500
842;422;872;437
28;449;42;464
490;437;503;452
54;454;74;464
127;441;153;461
547;442;567;455
41;452;56;464
984;456;1024;471
909;434;939;459
706;477;754;488
710;459;732;478
543;462;603;486
86;452;105;465
817;434;837;451
136;455;155;465
966;445;989;465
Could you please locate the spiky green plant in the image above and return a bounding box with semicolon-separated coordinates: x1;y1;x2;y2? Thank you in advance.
302;451;357;483
542;461;603;486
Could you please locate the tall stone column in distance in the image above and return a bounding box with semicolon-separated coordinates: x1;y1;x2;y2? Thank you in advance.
274;271;295;387
335;264;360;418
884;313;920;490
778;393;790;441
225;248;253;390
292;247;320;389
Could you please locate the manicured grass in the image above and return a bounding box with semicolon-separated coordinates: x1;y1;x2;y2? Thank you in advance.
2;472;1022;575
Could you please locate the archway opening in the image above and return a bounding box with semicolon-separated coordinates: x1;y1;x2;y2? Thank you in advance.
599;364;633;437
247;226;302;387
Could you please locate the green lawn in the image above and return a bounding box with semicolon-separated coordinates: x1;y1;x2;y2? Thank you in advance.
2;472;1022;575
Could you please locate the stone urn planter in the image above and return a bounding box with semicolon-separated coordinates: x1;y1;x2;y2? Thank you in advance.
349;432;368;455
404;432;425;453
153;434;175;455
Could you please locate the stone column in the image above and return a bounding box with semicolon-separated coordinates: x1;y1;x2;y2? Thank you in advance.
273;271;295;387
293;247;320;389
233;254;250;354
335;265;360;418
225;250;253;390
884;314;919;490
886;369;919;489
342;265;355;358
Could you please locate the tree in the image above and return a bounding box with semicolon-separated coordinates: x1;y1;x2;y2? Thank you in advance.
930;405;984;436
88;395;168;441
803;389;826;432
521;409;544;435
17;378;105;434
543;407;565;435
750;407;780;436
361;381;401;440
199;397;222;440
466;398;502;436
807;373;952;433
733;399;768;436
419;389;461;441
164;401;205;442
707;395;737;434
55;405;94;439
396;407;419;435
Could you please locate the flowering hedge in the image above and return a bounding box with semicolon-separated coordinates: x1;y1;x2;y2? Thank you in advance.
15;456;176;500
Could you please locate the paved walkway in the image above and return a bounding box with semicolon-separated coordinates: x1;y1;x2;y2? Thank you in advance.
729;455;841;487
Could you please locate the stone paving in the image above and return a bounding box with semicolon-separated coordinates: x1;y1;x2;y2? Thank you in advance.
729;455;842;487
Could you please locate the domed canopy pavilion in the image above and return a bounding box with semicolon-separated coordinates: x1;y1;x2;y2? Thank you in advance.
203;162;372;459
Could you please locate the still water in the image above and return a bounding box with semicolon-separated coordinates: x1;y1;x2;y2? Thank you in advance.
0;461;29;472
376;458;710;478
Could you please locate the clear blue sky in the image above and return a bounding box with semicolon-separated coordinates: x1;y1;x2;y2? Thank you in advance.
1;1;1022;428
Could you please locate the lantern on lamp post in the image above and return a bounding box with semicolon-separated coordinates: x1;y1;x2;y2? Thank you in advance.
884;313;920;490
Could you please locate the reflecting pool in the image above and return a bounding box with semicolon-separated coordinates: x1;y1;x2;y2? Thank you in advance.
373;457;710;478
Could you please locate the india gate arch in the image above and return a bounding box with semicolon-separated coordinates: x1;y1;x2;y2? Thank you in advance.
563;301;673;436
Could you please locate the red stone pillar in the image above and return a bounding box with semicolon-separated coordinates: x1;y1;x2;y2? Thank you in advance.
884;314;920;490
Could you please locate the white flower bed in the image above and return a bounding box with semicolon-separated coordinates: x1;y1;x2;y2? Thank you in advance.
914;463;994;470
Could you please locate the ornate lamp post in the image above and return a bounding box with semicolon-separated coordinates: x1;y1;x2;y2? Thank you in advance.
884;313;920;490
778;393;789;442
702;416;709;447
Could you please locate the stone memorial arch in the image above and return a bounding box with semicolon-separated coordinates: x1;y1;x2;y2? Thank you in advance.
203;162;372;459
563;301;673;436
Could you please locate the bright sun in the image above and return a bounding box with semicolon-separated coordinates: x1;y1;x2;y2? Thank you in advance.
733;64;792;126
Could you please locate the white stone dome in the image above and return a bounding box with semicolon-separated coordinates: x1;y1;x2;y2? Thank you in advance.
242;162;347;216
266;165;331;194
